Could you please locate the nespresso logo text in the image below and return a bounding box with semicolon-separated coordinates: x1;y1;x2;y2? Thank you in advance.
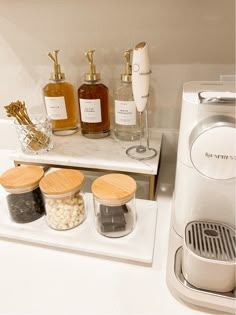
205;152;236;160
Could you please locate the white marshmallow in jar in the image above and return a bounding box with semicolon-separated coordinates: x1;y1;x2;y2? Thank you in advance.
39;169;86;231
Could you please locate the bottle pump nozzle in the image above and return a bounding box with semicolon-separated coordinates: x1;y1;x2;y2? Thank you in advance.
48;50;65;81
84;50;101;82
121;49;133;83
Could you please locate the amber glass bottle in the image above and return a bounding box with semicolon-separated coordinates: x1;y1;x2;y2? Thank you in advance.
78;50;110;138
43;50;78;136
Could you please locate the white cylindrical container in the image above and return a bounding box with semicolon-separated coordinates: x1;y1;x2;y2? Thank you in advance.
39;169;86;231
91;173;136;238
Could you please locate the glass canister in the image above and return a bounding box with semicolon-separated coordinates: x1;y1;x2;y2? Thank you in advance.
14;114;53;154
39;169;86;230
0;165;45;223
91;173;137;237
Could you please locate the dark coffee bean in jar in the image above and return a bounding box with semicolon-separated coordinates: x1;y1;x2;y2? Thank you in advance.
0;165;45;223
7;188;45;223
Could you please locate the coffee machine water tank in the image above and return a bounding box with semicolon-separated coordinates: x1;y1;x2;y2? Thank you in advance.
173;81;236;237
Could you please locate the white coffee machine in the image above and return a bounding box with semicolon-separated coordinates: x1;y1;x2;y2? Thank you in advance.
166;81;236;313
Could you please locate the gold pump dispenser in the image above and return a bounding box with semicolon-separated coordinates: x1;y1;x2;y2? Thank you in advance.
121;49;132;83
43;49;78;135
48;50;65;81
84;50;101;82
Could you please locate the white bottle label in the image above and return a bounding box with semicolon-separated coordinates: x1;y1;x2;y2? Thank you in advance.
115;100;136;125
80;99;102;123
44;96;68;120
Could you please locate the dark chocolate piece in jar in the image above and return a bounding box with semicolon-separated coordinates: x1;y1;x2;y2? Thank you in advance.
99;204;126;232
101;223;126;233
100;204;128;217
7;188;45;223
92;173;137;238
0;165;45;224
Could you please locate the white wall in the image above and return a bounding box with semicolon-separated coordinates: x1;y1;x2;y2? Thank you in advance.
0;0;235;130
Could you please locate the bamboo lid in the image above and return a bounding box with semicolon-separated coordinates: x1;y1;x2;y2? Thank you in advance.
39;169;84;195
92;173;136;202
0;165;44;189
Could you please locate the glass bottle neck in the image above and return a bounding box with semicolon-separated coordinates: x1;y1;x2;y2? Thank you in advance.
121;80;131;85
84;80;101;85
50;79;66;83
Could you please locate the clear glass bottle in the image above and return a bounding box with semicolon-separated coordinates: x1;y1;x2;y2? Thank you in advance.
78;50;110;138
91;173;136;238
39;169;86;231
114;49;140;141
43;50;78;136
0;166;45;223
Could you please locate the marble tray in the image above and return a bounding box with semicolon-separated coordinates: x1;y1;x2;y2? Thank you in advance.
0;193;158;264
11;130;162;200
11;130;162;176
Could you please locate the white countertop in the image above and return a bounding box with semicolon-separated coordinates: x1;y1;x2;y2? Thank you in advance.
0;150;224;315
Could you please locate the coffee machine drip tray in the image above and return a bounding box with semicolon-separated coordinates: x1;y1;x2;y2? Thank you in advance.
182;221;236;293
185;221;236;262
175;247;236;300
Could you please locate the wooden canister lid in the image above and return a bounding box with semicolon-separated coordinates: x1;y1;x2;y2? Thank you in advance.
0;165;44;189
92;173;136;202
39;169;84;195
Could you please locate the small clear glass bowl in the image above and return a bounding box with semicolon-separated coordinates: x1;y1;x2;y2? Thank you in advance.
14;115;53;154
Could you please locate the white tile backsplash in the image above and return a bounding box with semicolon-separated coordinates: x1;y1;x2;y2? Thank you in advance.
0;0;234;153
0;120;18;150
